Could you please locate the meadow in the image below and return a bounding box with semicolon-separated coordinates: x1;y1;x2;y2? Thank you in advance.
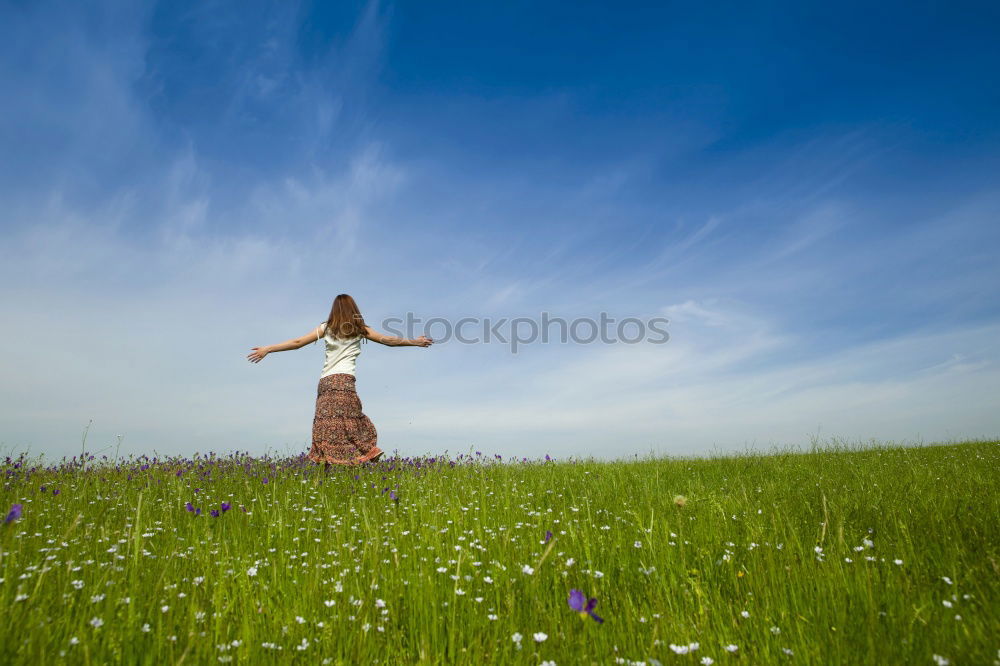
1;439;997;665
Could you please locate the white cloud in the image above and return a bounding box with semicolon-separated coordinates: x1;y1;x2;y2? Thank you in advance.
394;302;1000;457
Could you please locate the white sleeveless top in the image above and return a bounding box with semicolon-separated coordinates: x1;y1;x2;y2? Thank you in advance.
315;322;363;378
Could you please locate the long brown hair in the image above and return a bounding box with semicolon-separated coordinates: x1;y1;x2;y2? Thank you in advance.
323;294;368;340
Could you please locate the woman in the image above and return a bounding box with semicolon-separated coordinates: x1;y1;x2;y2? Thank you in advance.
247;294;432;469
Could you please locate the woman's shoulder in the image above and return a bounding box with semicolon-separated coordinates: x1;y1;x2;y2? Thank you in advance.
321;328;364;345
319;322;360;346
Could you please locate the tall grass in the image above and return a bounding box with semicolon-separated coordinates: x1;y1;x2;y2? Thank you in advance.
1;439;997;664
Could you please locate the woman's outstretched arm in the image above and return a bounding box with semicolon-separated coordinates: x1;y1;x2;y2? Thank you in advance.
363;326;433;347
247;325;324;363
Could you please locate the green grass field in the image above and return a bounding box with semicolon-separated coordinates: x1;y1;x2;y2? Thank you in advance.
1;439;997;665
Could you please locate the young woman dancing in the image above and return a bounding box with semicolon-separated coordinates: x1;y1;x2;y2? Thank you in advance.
247;294;432;468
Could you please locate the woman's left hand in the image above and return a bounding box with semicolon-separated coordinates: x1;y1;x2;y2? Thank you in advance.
247;346;270;363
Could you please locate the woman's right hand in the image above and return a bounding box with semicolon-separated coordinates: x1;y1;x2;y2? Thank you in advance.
413;336;433;347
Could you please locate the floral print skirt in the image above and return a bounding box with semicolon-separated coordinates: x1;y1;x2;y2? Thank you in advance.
308;373;383;465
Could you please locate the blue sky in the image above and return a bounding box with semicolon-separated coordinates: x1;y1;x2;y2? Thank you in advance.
1;0;998;461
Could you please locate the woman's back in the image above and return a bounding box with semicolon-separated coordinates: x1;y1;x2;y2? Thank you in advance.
318;322;362;378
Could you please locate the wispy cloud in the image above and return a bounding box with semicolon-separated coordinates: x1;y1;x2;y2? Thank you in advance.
402;303;1000;456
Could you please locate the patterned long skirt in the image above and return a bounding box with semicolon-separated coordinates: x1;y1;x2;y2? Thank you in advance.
308;373;383;465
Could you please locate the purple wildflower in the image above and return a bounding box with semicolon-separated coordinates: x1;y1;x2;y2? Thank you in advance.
5;503;23;524
40;485;47;492
545;530;553;544
568;589;604;623
262;477;269;484
220;502;231;512
195;507;201;516
193;488;201;493
53;489;60;496
210;509;220;518
389;490;398;503
185;502;195;513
